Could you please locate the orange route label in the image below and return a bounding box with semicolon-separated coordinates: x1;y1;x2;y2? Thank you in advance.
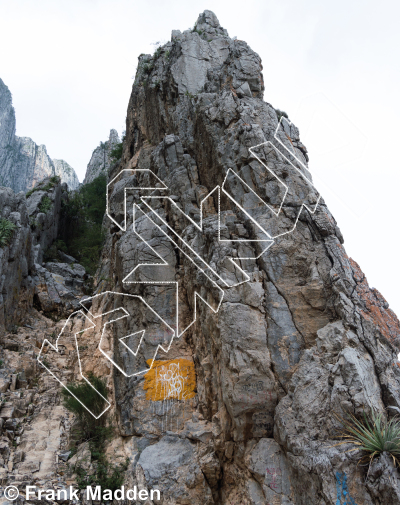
144;358;196;401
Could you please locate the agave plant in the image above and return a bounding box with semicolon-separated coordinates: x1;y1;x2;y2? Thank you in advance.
335;410;400;466
0;218;17;248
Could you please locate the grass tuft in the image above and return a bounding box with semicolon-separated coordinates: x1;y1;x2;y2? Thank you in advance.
335;410;400;467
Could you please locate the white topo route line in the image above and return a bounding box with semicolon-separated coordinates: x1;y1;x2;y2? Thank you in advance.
39;118;322;417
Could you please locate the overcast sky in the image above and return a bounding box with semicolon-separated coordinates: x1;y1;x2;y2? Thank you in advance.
0;0;399;315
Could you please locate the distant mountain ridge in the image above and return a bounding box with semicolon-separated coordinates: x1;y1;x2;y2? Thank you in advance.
0;77;79;192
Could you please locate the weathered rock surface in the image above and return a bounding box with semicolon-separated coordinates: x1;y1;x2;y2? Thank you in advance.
137;435;214;504
0;187;34;332
83;129;120;185
53;159;80;191
26;176;65;264
33;262;86;318
0;78;79;192
0;311;76;499
92;9;400;504
0;176;86;331
1;9;400;505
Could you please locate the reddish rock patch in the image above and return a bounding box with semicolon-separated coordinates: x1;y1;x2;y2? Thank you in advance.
350;258;400;349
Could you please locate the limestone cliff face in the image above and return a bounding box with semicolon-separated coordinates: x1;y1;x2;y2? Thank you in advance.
0;79;16;185
0;78;80;192
1;10;400;505
89;10;400;504
0;187;34;331
83;128;120;185
0;176;63;331
53;159;80;191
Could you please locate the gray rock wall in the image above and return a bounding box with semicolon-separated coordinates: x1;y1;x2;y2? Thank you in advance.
83;129;120;185
92;10;400;505
0;10;398;505
53;159;80;190
0;176;73;331
26;176;65;264
0;187;34;331
0;79;16;189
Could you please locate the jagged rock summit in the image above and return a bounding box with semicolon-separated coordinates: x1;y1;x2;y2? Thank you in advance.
102;9;400;504
83;128;120;184
0;78;80;192
52;159;80;192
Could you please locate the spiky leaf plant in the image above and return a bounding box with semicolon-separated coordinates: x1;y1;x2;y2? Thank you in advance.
0;218;16;247
335;410;400;467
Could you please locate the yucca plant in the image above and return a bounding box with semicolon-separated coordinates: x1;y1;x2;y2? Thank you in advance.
334;410;400;467
0;218;17;247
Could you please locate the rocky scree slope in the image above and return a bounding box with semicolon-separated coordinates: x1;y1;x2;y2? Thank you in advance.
0;78;80;192
0;312;76;499
92;9;400;505
0;174;93;501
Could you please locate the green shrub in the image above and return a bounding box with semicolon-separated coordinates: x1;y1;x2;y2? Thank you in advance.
56;239;68;253
336;410;400;467
74;456;129;492
142;59;154;76
61;174;107;274
109;142;123;164
43;243;58;261
63;373;129;492
30;218;43;231
0;218;17;247
62;372;113;461
275;109;289;122
38;195;52;214
62;372;109;440
153;46;162;59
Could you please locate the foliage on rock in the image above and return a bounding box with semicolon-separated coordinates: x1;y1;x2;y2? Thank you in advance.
62;373;128;493
0;217;16;247
38;195;52;214
26;175;60;198
109;134;125;164
62;372;109;439
61;174;106;274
